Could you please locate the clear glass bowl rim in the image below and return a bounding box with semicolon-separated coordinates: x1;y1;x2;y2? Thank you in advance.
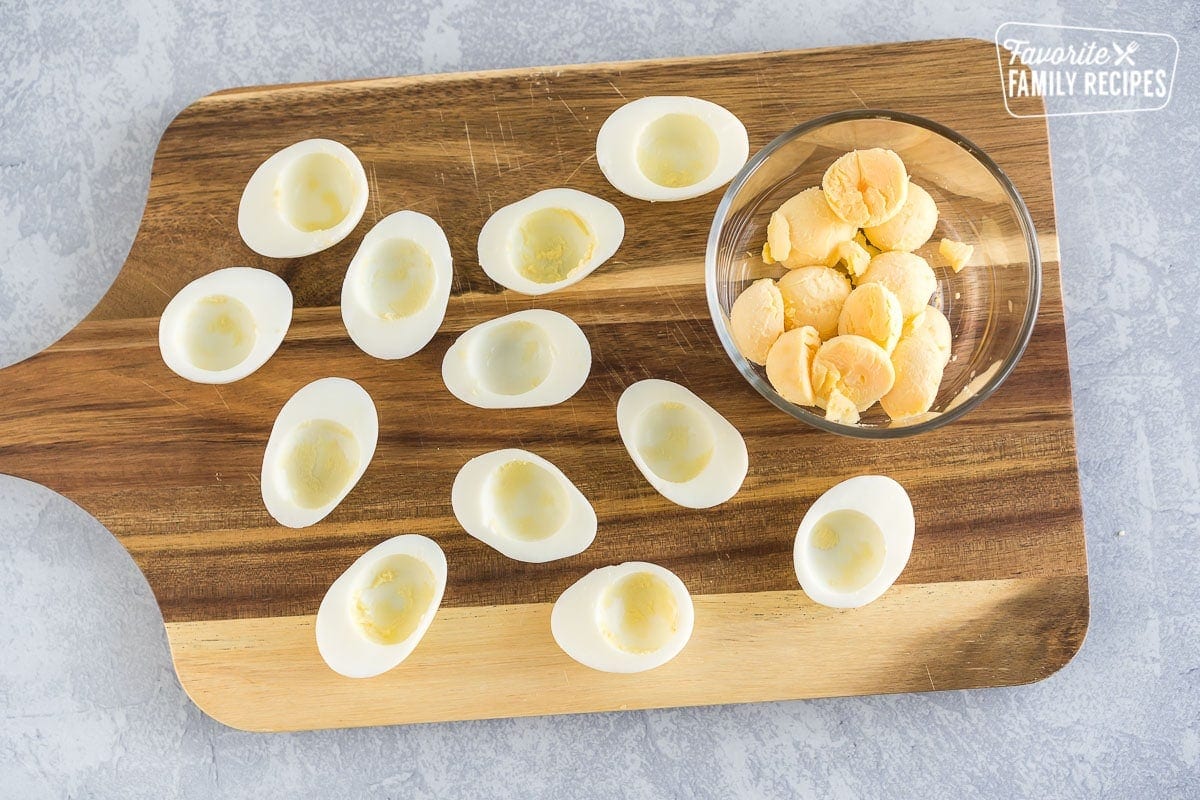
704;108;1043;440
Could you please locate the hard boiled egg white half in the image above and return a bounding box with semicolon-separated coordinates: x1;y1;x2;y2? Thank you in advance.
158;267;292;384
793;475;915;609
452;448;596;563
477;188;624;295
316;534;447;678
616;379;748;509
239;138;369;259
441;309;591;409
596;96;749;202
261;377;378;529
341;210;452;360
551;561;694;673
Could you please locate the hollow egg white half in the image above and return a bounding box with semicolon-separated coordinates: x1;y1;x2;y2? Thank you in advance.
441;309;591;409
238;138;369;259
616;379;748;509
551;561;694;673
452;448;596;563
316;534;447;678
793;475;915;609
596;96;749;202
341;210;452;360
158;267;292;385
477;188;624;295
261;377;378;529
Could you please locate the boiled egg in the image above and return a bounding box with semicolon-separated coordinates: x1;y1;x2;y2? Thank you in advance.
341;210;452;360
452;448;596;563
596;96;749;202
441;309;590;409
316;534;446;678
158;267;292;384
238;138;368;259
551;561;694;673
260;377;378;528
616;379;747;509
477;188;623;295
793;475;914;608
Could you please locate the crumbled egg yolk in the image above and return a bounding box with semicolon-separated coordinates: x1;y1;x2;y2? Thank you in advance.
280;152;356;233
281;419;361;509
183;294;257;371
762;187;857;268
365;238;435;319
837;283;903;353
807;509;886;592
475;320;554;396
939;238;974;273
353;554;437;645
599;571;679;654
835;238;871;280
636;113;720;188
488;459;569;542
636;401;715;483
811;335;895;413
765;326;821;406
516;207;596;284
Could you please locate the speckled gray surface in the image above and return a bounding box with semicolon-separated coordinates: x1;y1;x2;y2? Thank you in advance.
1;1;1197;797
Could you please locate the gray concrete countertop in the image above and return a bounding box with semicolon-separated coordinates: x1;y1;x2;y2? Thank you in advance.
2;1;1197;797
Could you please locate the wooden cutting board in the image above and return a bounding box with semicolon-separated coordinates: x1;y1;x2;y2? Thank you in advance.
0;38;1088;732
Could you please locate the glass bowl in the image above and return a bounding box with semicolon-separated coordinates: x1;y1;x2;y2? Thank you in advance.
705;109;1041;438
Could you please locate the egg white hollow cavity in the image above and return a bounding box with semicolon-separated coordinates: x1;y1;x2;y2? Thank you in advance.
341;210;452;360
316;533;447;678
551;561;694;673
260;377;379;528
793;475;915;609
616;379;748;509
452;448;596;563
238;138;369;259
596;96;749;202
158;267;292;384
441;309;591;409
477;188;624;295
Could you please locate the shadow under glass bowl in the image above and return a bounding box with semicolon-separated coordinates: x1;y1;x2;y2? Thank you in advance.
705;109;1041;439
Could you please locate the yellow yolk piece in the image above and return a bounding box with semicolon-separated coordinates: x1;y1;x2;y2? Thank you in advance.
837;283;903;353
765;325;821;406
599;571;680;654
939;238;974;273
777;266;851;339
517;207;596;284
904;304;952;362
880;335;946;420
835;238;871;280
811;334;896;413
863;182;938;252
729;277;785;365
853;230;882;260
352;554;437;645
858;251;937;319
822;148;910;227
183;294;257;371
281;419;361;510
824;386;860;424
763;188;857;268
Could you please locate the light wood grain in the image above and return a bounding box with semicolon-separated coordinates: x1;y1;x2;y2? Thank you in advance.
0;38;1088;730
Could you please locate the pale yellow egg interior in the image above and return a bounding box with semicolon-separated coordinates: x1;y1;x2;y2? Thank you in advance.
279;152;356;233
486;459;569;542
599;571;679;654
474;320;553;395
364;237;435;319
352;554;436;645
635;112;719;189
515;207;595;284
281;419;361;509
183;294;257;371
807;509;886;592
635;401;715;484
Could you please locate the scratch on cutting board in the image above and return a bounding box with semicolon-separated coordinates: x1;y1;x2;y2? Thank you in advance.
606;79;627;100
143;275;172;300
557;97;586;130
562;153;595;184
924;663;936;690
847;86;868;109
464;122;480;192
487;130;503;177
368;162;382;221
138;379;188;412
213;385;229;412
